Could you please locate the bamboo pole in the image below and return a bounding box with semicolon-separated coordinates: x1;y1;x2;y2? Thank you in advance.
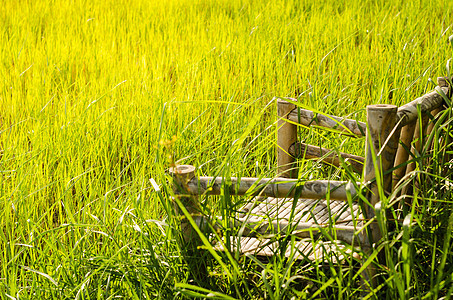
425;107;443;163
169;165;206;279
437;77;453;174
437;77;449;88
396;86;448;128
362;104;399;287
364;104;399;242
432;77;450;167
277;99;297;178
400;113;429;201
393;78;449;200
417;107;444;199
392;121;416;190
287;107;366;137
426;107;442;137
170;165;200;229
183;174;358;201
289;142;364;174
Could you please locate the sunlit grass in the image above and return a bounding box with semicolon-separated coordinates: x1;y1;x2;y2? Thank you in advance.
1;0;452;298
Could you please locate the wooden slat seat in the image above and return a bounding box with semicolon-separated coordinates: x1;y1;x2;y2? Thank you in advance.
213;237;357;263
209;196;364;260
236;197;362;227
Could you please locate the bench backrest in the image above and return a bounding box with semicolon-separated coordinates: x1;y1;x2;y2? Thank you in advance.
277;77;451;241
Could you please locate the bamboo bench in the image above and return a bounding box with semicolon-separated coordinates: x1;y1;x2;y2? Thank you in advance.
169;77;451;278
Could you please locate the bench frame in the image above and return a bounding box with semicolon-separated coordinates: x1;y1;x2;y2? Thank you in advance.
169;77;451;288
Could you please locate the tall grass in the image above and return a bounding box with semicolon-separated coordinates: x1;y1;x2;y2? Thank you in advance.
0;0;452;298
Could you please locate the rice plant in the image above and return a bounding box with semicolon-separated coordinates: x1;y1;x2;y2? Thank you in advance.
1;0;452;298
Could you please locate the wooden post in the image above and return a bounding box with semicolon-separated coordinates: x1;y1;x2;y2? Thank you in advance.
364;104;399;239
426;107;442;137
169;165;206;280
169;165;201;242
277;99;297;178
436;77;451;176
362;104;399;287
400;114;429;201
392;121;416;191
424;107;443;181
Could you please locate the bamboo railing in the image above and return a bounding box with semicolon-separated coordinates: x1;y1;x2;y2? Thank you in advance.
277;84;450;181
286;106;367;137
170;166;358;200
169;77;451;280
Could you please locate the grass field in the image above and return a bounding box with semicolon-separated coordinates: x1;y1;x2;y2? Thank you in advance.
1;0;453;298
